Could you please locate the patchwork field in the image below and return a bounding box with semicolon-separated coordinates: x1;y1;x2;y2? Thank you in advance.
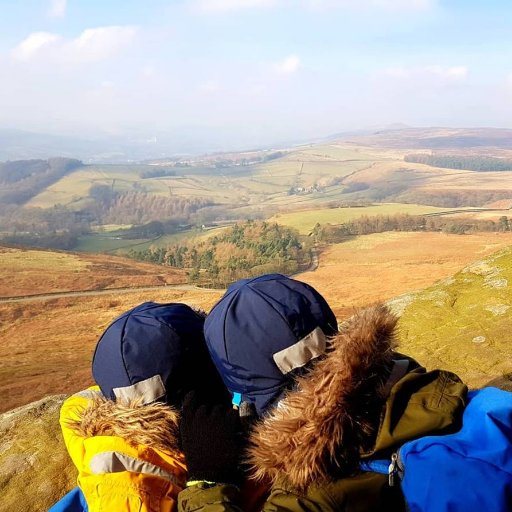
24;144;385;214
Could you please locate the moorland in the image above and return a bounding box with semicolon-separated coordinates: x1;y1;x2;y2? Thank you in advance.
1;125;512;412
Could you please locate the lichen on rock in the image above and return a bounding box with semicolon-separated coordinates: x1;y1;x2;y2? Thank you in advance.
0;395;76;512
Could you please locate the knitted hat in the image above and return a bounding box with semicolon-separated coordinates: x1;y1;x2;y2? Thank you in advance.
204;274;337;415
92;302;220;406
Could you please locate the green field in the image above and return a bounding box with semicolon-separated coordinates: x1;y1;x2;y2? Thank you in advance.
75;225;231;254
270;203;463;234
73;234;152;253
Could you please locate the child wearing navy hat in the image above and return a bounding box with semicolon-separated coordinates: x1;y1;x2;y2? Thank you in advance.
55;302;227;512
177;274;467;512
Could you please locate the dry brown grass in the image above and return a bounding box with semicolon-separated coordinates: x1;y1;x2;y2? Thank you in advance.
343;160;512;198
3;233;512;413
297;231;512;320
0;247;187;298
0;288;222;413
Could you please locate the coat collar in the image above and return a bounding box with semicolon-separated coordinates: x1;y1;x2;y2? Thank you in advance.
246;304;401;490
67;394;181;457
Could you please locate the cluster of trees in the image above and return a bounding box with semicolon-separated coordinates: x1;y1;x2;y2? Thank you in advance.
130;220;309;287
405;154;512;172
213;151;285;168
0;158;83;205
89;185;214;225
398;189;512;208
115;220;191;239
1;230;80;250
0;157;84;248
312;213;512;243
139;169;176;179
0;204;91;249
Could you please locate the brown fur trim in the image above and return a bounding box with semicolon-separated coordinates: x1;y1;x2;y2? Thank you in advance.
66;396;181;457
247;304;398;491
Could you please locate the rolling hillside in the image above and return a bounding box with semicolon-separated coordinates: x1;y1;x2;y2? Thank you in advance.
15;140;512;219
3;129;512;258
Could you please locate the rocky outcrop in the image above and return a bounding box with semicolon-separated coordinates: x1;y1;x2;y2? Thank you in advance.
389;246;512;390
0;395;75;512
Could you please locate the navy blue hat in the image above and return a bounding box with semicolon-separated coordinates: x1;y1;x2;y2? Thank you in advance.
204;274;338;415
92;302;212;406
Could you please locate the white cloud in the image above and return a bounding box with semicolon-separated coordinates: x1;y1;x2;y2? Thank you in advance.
12;26;138;64
194;0;277;12
12;32;62;61
274;55;301;74
68;26;138;62
381;65;468;85
424;65;468;81
48;0;67;18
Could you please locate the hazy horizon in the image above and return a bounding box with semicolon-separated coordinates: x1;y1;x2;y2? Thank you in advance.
1;0;512;152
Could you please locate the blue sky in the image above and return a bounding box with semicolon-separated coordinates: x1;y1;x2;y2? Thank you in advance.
1;0;511;149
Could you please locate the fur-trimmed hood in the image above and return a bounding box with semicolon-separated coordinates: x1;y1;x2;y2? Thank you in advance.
67;394;181;458
247;304;400;490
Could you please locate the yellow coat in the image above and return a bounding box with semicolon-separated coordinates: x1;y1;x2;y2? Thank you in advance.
60;387;187;512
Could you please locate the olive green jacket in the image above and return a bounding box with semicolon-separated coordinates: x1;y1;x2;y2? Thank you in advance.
179;306;467;512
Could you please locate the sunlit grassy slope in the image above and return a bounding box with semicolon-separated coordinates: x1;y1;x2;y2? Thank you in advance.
297;231;512;321
0;246;186;297
391;246;512;389
271;203;460;234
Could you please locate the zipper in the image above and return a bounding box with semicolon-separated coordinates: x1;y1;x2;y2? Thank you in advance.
388;453;399;486
388;451;404;487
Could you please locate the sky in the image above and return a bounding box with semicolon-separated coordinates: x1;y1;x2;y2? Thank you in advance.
1;0;512;150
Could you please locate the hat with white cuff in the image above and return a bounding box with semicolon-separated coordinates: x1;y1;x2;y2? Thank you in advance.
204;274;338;415
92;302;208;406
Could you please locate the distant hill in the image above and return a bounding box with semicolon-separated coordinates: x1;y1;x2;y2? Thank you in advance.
341;126;512;151
0;127;295;164
0;158;83;205
390;246;512;389
2;128;512;255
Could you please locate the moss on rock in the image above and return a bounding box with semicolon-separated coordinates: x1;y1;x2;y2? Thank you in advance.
395;246;512;389
0;395;76;512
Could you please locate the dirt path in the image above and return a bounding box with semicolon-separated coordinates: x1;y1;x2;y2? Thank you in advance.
0;284;224;304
